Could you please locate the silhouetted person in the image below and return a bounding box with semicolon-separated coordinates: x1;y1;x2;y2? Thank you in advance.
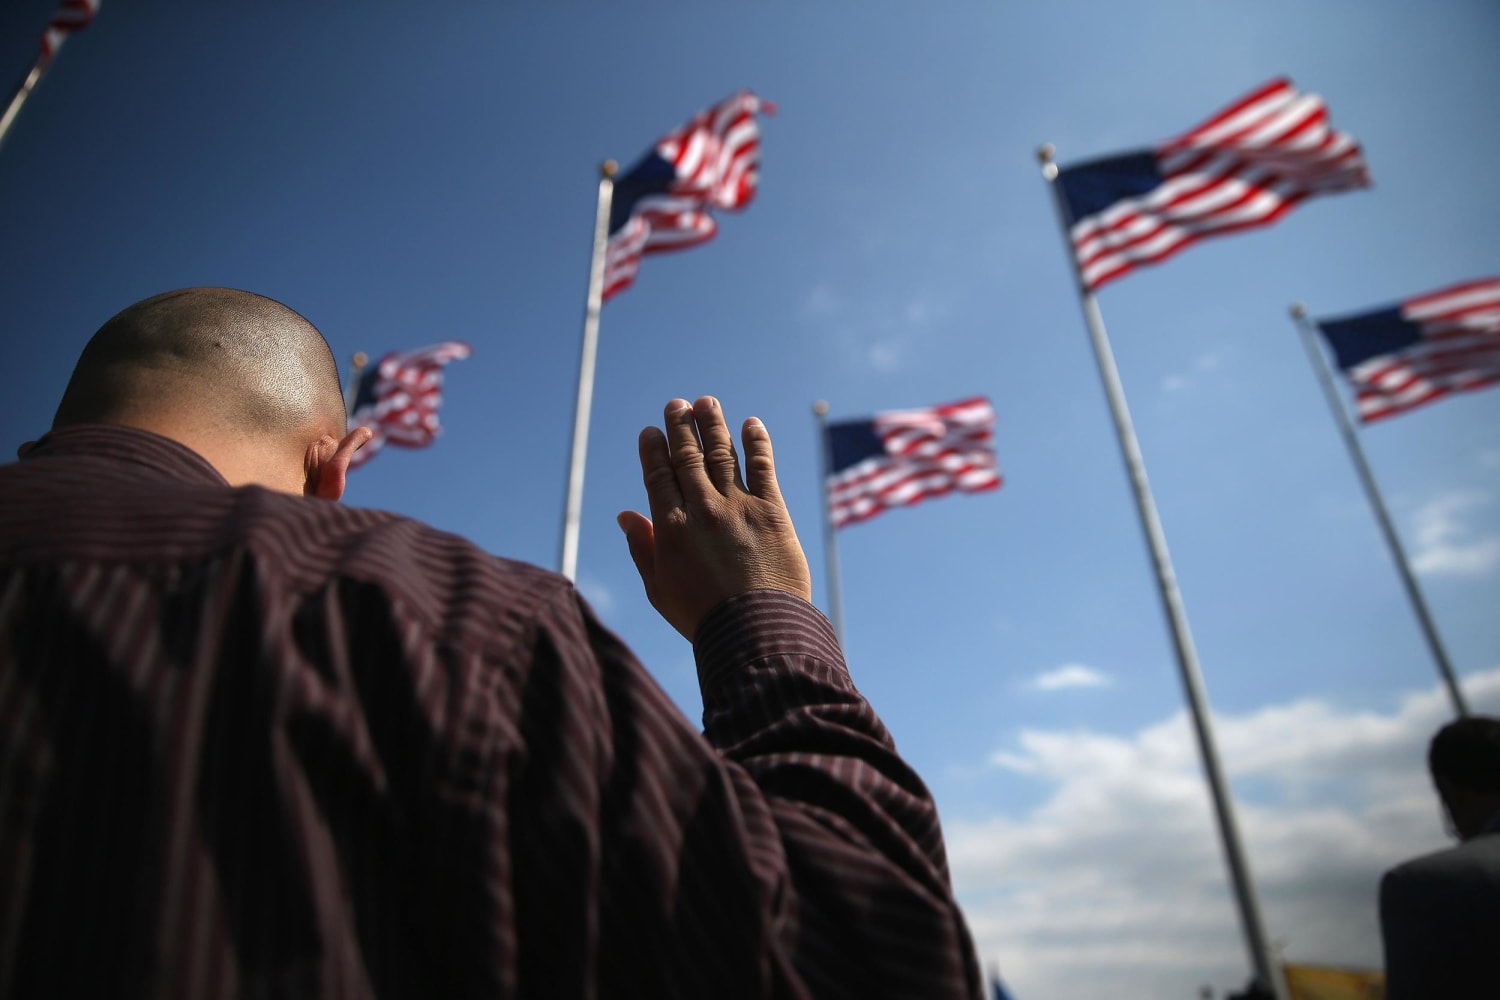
1379;714;1500;999
0;288;981;999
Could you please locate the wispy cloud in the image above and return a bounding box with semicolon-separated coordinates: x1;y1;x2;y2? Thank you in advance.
798;282;951;373
950;667;1500;999
799;282;843;320
867;342;901;371
1160;350;1223;394
576;574;616;615
1408;491;1500;578
1029;663;1112;691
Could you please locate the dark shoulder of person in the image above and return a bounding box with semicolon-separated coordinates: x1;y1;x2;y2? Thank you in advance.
229;485;574;655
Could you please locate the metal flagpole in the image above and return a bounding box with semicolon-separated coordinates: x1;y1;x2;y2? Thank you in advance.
1;0;100;152
1289;303;1470;717
559;160;618;582
0;52;53;151
345;352;369;422
1038;144;1286;1000
812;401;847;647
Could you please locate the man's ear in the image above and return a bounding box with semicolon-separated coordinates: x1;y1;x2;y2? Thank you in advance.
16;440;36;459
303;427;373;501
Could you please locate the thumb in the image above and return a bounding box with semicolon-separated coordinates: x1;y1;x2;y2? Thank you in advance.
616;511;656;594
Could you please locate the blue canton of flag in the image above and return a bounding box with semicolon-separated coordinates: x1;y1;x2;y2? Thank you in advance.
1316;277;1500;423
825;397;1001;529
1054;78;1369;290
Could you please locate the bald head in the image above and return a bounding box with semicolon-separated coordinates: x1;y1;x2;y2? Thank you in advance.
56;288;346;438
40;288;365;497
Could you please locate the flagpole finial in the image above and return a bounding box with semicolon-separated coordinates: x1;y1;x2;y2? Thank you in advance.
812;400;829;417
1289;302;1307;320
1037;143;1059;180
352;351;368;368
601;159;618;178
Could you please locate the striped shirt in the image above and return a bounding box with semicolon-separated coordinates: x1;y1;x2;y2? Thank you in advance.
0;425;980;1000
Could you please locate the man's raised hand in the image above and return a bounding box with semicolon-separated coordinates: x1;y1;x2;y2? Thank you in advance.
617;396;813;641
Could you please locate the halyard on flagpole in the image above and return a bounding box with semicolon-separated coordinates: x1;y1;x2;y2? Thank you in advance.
1039;143;1286;1000
559;160;617;582
1289;302;1470;717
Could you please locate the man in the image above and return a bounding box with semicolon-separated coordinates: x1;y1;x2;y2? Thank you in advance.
1380;715;1500;998
0;288;981;999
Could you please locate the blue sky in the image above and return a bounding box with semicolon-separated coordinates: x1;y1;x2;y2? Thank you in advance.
2;2;1497;996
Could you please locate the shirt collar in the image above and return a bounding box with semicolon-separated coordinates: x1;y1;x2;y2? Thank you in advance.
22;424;229;487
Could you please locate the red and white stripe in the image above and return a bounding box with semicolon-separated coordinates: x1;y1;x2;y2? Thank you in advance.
602;91;775;300
1073;78;1370;290
828;397;1002;529
349;341;471;468
41;0;99;58
1348;278;1500;423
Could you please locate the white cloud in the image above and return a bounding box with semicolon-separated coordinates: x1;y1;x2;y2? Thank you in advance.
948;667;1500;1000
1161;374;1188;393
1408;491;1500;578
1481;449;1500;470
1029;663;1112;691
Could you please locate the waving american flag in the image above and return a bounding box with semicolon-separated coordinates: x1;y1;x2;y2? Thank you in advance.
824;397;1002;529
41;0;100;58
1055;78;1370;290
1316;277;1500;423
603;91;774;300
348;341;470;468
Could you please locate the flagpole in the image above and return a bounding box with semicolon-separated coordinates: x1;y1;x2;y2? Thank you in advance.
0;51;52;151
1289;303;1470;717
1038;144;1285;1000
344;352;368;422
812;400;847;647
559;160;618;582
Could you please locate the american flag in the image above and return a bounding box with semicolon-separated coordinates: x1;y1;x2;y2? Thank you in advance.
1055;78;1370;290
41;0;99;58
1315;277;1500;423
348;341;471;468
603;91;774;300
824;397;1001;529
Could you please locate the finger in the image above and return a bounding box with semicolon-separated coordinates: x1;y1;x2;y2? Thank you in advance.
616;511;656;597
741;417;785;506
637;426;681;524
694;396;744;495
662;398;713;504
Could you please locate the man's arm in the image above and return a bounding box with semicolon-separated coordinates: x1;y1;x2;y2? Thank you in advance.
594;396;980;997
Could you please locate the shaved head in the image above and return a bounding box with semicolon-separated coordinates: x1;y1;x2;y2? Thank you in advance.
55;288;346;439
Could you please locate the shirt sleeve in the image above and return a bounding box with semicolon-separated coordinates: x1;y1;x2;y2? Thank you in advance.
512;585;981;1000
